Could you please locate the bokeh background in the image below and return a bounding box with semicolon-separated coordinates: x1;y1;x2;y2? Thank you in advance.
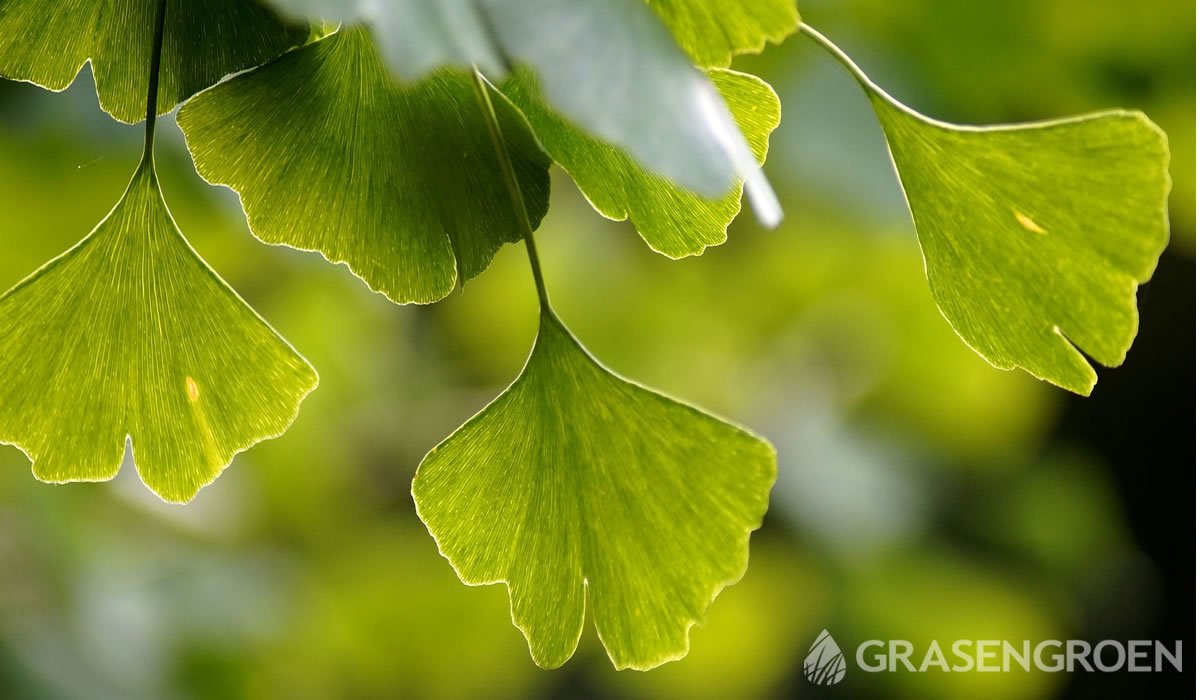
0;1;1193;698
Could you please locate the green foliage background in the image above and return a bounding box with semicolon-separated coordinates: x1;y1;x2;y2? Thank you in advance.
0;1;1192;698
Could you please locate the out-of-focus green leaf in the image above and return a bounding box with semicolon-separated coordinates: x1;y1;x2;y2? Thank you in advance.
804;25;1170;395
501;68;780;257
177;28;550;305
265;0;781;224
270;0;801;75
413;308;775;670
0;0;308;124
483;0;779;220
264;0;505;78
647;0;800;67
0;161;317;503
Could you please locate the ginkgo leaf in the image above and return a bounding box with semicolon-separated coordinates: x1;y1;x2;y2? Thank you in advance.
802;25;1170;395
500;67;780;258
177;28;551;305
0;161;318;503
264;0;782;226
412;308;776;670
0;0;308;124
647;0;801;68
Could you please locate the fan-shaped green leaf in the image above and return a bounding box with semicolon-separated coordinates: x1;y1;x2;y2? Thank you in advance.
501;67;780;258
413;309;775;670
647;0;800;67
0;162;318;503
264;0;781;225
804;26;1170;395
0;0;308;124
878;107;1169;394
177;28;550;305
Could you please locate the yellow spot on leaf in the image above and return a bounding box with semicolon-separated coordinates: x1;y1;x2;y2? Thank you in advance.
1014;210;1047;235
186;376;200;403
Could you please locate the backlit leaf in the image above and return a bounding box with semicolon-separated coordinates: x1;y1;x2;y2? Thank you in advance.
501;67;780;257
0;162;318;503
177;28;551;305
804;26;1170;395
0;0;308;124
413;309;776;670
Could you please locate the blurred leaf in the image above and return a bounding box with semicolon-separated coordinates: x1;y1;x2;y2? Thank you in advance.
264;0;506;78
501;68;780;257
265;0;781;223
0;0;307;124
413;309;775;670
177;28;550;304
482;0;779;219
647;0;800;67
806;25;1170;395
0;161;317;503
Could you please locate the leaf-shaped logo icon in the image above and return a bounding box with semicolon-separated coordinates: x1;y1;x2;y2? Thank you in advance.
804;629;847;685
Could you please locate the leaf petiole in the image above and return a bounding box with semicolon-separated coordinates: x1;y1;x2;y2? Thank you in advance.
469;68;551;312
142;0;168;162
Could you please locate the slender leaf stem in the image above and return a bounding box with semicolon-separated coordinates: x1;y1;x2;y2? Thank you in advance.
797;23;876;90
469;69;551;311
798;22;968;128
143;0;169;161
